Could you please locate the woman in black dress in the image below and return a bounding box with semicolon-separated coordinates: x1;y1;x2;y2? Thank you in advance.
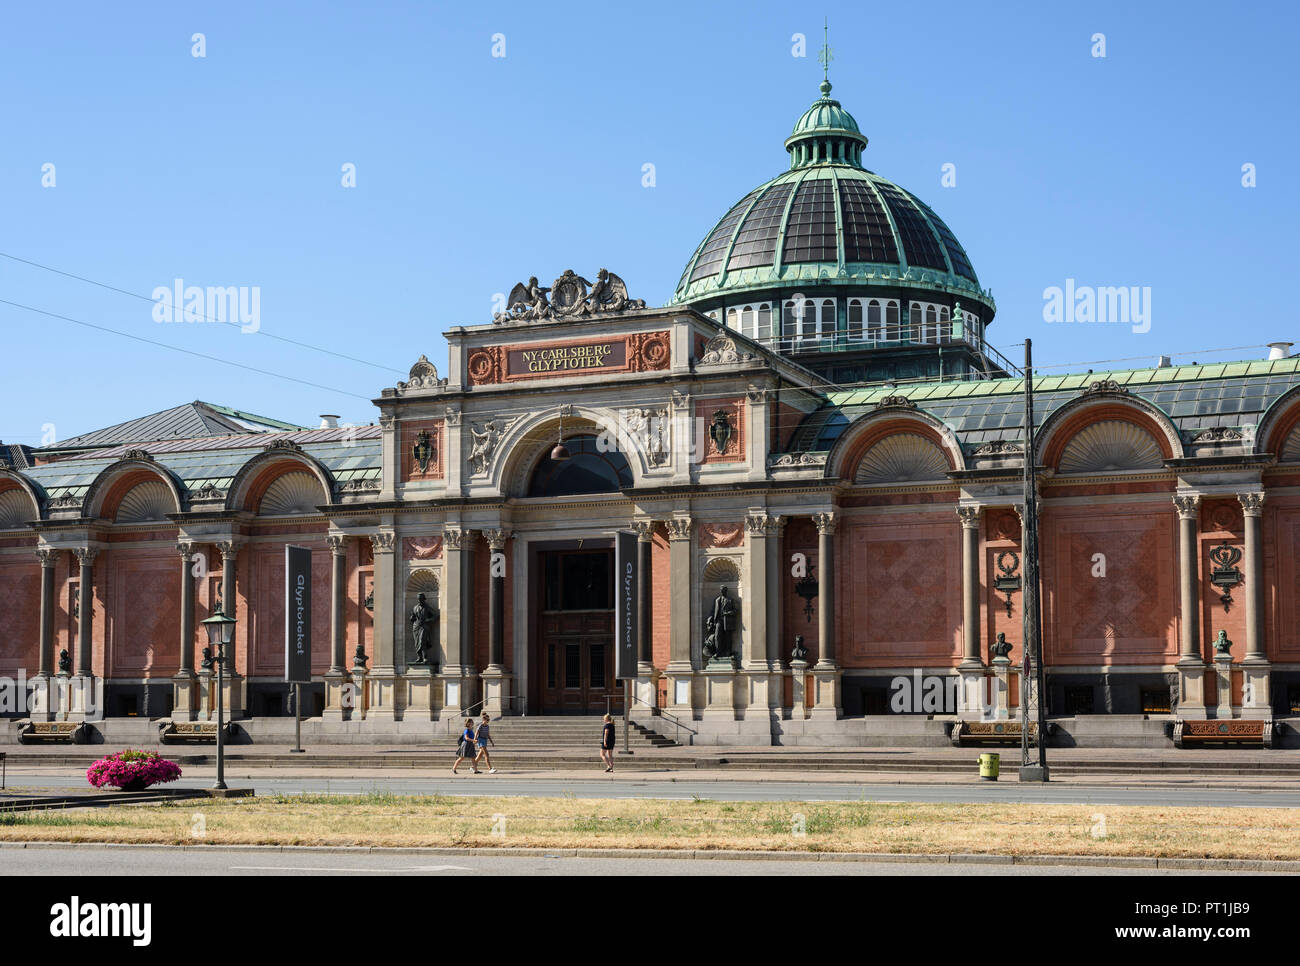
600;713;616;772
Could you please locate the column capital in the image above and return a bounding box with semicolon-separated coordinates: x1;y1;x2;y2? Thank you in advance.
745;511;771;535
1237;491;1265;517
177;540;196;561
443;525;469;549
483;528;511;551
215;538;244;562
1173;494;1201;520
35;546;60;568
956;504;983;529
327;533;349;556
813;511;837;536
666;516;693;541
632;519;656;542
369;530;397;554
73;546;99;567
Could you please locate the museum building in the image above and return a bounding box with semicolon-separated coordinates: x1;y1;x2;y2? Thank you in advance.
3;75;1300;746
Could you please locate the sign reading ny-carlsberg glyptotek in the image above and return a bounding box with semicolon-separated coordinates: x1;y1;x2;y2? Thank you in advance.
285;545;312;684
614;530;638;681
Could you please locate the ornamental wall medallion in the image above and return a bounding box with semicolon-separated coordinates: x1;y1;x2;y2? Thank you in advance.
628;330;671;371
466;346;504;386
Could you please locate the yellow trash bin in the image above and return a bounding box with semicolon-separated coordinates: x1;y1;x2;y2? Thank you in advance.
978;752;1000;781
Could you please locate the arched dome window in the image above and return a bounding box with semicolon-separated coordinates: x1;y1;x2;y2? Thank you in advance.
848;299;864;340
528;434;633;498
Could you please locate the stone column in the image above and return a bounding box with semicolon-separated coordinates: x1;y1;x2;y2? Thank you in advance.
74;548;96;678
31;547;59;719
632;519;656;707
481;528;511;715
1238;492;1271;718
1173;495;1207;718
214;539;244;719
439;526;474;715
956;504;987;720
173;541;198;720
739;511;775;731
811;512;840;719
367;530;399;719
766;514;785;717
71;547;98;720
665;516;695;714
323;534;350;720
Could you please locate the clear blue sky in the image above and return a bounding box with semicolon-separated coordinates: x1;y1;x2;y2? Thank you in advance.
2;0;1297;443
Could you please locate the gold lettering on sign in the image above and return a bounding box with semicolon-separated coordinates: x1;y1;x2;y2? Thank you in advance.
522;344;613;372
506;340;627;377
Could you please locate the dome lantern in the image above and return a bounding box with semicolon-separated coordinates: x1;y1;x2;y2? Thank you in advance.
783;76;868;170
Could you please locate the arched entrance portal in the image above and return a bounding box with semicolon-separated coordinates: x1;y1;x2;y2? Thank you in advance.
522;435;631;714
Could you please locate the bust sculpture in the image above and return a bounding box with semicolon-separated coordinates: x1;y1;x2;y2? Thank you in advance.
989;632;1013;663
1214;629;1232;656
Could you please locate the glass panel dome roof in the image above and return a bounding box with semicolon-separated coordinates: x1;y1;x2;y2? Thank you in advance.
671;78;994;317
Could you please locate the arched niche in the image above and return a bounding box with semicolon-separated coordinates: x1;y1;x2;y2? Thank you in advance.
258;471;327;515
854;432;951;484
404;568;440;667
115;479;178;523
1056;419;1165;473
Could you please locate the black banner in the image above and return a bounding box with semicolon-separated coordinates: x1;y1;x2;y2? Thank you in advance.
614;530;637;680
284;545;312;684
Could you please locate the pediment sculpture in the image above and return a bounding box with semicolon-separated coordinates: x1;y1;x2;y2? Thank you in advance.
494;268;646;323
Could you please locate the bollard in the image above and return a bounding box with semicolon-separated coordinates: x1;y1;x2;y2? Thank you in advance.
978;752;1000;781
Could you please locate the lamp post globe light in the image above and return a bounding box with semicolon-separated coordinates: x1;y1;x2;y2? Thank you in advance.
200;608;237;791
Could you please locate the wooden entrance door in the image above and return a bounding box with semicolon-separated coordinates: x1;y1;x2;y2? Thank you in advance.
537;549;622;715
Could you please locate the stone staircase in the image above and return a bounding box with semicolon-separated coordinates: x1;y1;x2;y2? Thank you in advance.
449;716;676;750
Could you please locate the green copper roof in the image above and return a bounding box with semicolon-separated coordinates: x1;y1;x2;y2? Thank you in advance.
672;164;993;310
672;76;993;314
786;355;1300;453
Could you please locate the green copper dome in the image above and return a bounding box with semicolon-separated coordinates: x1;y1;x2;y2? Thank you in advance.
671;80;995;319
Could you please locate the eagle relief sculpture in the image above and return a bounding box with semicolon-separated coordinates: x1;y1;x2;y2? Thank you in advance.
494;268;645;323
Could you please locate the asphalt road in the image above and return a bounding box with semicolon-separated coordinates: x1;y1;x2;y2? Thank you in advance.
0;845;1259;876
8;773;1300;807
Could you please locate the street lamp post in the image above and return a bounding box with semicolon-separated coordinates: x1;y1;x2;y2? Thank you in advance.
200;607;237;791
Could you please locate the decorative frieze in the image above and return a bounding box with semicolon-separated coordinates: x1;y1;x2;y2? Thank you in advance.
403;536;443;560
698;523;744;548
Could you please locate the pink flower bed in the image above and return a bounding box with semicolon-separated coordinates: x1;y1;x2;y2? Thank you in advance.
86;749;183;790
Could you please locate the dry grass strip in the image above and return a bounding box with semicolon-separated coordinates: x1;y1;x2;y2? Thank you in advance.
1;793;1296;860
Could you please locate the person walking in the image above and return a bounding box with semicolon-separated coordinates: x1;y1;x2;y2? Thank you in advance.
453;718;478;775
473;712;497;774
600;713;616;772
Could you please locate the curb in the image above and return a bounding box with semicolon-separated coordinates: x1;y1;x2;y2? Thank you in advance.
1;840;1297;872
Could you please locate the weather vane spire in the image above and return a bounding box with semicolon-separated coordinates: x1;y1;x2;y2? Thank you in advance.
817;18;834;94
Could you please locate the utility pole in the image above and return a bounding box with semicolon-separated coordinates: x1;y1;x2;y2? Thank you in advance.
1019;339;1049;782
